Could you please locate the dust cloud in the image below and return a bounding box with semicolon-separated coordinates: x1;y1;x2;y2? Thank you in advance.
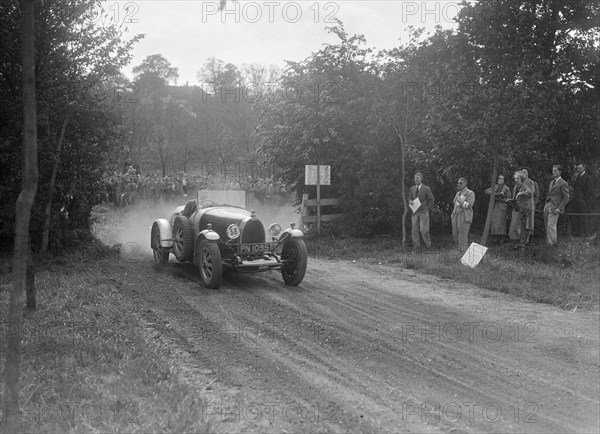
246;192;302;232
92;191;302;262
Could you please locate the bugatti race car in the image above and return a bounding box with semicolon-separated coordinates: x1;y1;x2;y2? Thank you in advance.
150;198;307;289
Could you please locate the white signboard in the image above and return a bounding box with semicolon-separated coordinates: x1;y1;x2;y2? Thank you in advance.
305;165;331;185
197;190;246;208
460;242;488;268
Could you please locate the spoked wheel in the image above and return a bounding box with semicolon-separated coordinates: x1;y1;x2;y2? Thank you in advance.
151;224;169;266
172;215;194;262
280;237;308;286
198;239;222;289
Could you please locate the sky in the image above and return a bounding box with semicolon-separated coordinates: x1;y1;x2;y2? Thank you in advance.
100;0;463;85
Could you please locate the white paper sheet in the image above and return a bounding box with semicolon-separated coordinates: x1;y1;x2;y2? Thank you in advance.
460;242;488;268
409;197;421;213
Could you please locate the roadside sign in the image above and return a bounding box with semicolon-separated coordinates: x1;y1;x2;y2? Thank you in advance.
305;165;330;186
305;165;331;234
460;242;488;268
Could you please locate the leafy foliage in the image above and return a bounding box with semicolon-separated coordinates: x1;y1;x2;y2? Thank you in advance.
255;2;599;236
0;0;143;249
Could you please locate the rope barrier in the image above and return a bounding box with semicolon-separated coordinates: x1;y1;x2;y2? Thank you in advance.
530;209;600;216
558;212;600;216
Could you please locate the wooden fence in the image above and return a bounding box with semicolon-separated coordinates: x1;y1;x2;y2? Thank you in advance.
300;193;344;224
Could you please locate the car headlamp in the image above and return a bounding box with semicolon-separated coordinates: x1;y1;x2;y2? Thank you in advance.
269;223;282;237
226;224;240;239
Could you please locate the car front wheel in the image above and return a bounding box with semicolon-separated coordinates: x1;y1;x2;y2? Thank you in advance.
280;237;308;286
198;239;222;289
152;224;169;266
173;215;194;262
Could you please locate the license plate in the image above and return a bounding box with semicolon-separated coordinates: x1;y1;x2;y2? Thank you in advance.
240;243;274;254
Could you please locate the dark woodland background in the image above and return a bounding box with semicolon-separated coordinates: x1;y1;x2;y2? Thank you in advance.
1;0;598;250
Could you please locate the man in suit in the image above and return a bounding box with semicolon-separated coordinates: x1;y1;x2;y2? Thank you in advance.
544;165;570;246
408;172;435;249
451;177;475;253
571;163;594;236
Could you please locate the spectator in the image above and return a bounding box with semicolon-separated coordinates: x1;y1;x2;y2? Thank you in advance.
451;177;475;253
408;172;435;250
510;171;533;250
544;165;570;247
521;168;539;244
484;174;512;244
571;163;594;236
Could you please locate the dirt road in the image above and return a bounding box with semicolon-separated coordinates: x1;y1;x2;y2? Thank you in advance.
111;251;599;433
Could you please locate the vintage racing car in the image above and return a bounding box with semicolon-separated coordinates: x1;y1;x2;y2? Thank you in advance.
150;198;307;289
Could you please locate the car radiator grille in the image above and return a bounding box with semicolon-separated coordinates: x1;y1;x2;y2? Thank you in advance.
241;219;265;244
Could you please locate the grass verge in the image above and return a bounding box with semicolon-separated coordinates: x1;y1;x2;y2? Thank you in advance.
0;240;209;433
305;233;600;310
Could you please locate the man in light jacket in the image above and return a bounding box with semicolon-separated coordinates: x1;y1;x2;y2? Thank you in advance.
544;165;570;246
451;177;475;253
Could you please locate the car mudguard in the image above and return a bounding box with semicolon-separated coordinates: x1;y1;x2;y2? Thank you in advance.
197;229;220;242
278;228;304;242
153;219;173;248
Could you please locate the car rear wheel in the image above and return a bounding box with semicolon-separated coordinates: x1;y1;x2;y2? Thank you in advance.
152;225;169;266
173;215;194;262
198;239;222;289
280;237;308;286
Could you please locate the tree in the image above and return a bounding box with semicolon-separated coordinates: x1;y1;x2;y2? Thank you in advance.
418;0;599;234
0;0;143;251
133;53;179;85
197;57;241;86
4;0;38;431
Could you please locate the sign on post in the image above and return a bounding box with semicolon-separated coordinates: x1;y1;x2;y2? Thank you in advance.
305;165;331;234
305;165;330;186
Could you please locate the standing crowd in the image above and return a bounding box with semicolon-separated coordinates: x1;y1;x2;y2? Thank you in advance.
407;163;596;253
94;166;293;207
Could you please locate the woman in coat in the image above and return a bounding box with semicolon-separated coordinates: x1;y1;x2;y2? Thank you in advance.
485;174;512;243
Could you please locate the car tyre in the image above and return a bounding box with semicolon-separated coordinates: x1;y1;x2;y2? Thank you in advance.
198;239;222;289
280;237;308;286
173;215;194;262
151;224;169;266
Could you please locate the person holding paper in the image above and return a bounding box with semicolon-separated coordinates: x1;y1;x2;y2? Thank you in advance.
520;168;539;244
408;172;435;250
484;174;512;244
451;177;475;253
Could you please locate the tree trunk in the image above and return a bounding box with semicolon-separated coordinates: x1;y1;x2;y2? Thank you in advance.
41;112;71;255
481;153;498;246
4;0;38;431
393;122;408;250
26;240;35;310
